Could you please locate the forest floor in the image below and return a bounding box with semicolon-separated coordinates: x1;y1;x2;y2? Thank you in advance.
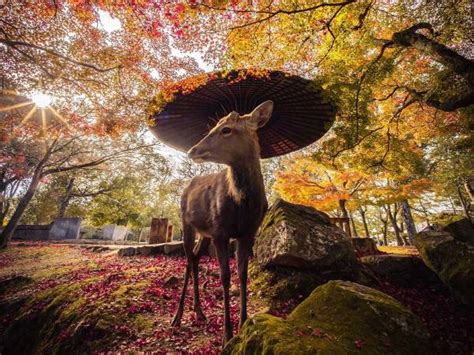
0;242;472;354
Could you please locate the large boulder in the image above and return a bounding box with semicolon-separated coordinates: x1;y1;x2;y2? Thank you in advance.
414;229;474;305
360;254;441;286
352;237;378;256
224;280;433;354
254;199;357;271
441;218;474;245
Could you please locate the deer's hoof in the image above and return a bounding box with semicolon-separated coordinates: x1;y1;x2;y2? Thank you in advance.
171;315;181;328
195;310;207;322
222;332;233;346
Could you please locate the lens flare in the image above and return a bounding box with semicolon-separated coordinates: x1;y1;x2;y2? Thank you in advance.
31;92;52;108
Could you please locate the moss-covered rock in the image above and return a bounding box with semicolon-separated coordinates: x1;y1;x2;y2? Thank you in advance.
441;218;474;245
224;281;434;355
360;254;442;287
254;199;357;272
352;237;378;256
0;276;152;355
414;230;474;305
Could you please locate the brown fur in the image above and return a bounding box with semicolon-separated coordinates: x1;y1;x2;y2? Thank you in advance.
171;101;273;345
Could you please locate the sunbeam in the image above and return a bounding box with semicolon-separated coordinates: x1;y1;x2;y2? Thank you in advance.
19;106;37;125
41;108;47;137
0;101;34;112
49;106;73;131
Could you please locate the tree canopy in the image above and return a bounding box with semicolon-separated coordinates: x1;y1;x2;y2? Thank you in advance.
1;0;473;247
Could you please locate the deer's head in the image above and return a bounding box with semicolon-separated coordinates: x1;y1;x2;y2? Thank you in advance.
188;101;273;165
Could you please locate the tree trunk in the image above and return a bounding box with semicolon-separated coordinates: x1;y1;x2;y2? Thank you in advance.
349;210;358;237
0;172;42;248
359;207;371;238
418;199;431;228
387;204;404;246
464;180;474;202
339;199;352;237
0;143;53;248
382;220;388;246
378;210;388;245
401;200;417;244
457;184;471;221
57;177;75;219
0;199;9;226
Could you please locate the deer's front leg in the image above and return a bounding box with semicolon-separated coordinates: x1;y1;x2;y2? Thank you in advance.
215;238;233;345
236;238;251;330
171;262;190;327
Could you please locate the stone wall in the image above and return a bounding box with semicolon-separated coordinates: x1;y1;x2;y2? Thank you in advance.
11;225;51;241
49;218;82;240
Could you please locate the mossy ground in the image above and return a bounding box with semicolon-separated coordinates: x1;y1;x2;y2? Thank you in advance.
0;242;269;354
1;243;471;354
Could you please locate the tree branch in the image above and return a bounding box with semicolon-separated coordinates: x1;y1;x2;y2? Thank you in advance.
0;38;121;73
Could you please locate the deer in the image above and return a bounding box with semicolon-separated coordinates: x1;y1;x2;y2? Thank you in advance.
170;100;273;346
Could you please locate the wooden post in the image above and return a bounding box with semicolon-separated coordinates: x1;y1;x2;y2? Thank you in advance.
149;218;169;244
166;224;174;242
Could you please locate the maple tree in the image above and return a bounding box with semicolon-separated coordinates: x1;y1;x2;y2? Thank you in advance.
275;157;367;236
1;1;472;246
0;1;205;247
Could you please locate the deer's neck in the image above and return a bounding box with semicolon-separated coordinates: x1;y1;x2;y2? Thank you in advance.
226;156;265;204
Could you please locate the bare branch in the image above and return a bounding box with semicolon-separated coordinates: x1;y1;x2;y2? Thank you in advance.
0;38;121;73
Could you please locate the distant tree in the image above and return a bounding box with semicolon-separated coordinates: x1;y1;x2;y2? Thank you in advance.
0;129;157;248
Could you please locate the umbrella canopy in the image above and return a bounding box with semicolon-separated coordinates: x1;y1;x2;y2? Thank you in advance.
148;70;336;159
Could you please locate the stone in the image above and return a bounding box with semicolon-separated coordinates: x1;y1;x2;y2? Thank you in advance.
112;225;128;241
136;245;164;256
101;224;115;240
352;237;378;256
48;218;82;240
101;224;128;241
414;230;474;305
360;254;441;286
163;241;184;255
117;247;136;257
10;224;51;241
441;218;474;245
254;199;357;271
223;280;433;354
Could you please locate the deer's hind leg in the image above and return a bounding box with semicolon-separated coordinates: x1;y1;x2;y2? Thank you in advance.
236;237;252;330
171;223;195;328
215;237;233;345
191;235;210;321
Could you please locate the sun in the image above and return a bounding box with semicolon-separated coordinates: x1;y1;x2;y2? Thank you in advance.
31;92;52;108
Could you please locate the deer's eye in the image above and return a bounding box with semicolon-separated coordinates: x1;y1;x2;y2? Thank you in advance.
221;127;232;135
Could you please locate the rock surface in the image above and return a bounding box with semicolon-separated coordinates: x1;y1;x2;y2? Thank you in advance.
224;280;433;354
254;199;357;271
163;241;184;255
361;254;441;286
352;237;378;256
414;229;474;305
441;218;474;245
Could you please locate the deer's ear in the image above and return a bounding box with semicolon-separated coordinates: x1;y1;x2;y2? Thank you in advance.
248;100;273;130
